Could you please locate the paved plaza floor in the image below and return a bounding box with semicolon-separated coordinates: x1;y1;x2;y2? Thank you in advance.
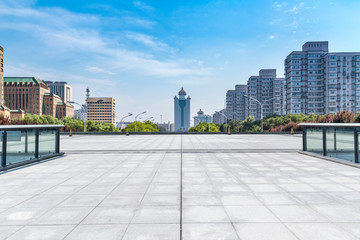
2;134;360;239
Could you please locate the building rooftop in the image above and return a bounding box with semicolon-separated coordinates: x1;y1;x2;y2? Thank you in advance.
1;134;360;239
4;77;43;85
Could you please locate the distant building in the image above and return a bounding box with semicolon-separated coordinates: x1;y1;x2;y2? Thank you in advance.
87;97;116;126
226;84;247;121
3;77;73;118
245;69;285;120
213;109;226;124
174;88;191;132
157;121;173;132
285;41;360;114
74;87;89;120
193;109;212;126
43;81;72;103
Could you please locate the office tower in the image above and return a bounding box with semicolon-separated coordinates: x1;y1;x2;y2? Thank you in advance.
4;77;74;118
213;109;226;124
86;97;116;126
0;46;4;105
174;88;191;132
43;81;72;103
285;41;329;114
193;109;212;126
245;69;285;120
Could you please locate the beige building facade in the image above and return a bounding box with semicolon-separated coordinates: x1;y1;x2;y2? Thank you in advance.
87;97;116;125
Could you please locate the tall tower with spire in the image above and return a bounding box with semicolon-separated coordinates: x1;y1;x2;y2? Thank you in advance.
174;87;191;132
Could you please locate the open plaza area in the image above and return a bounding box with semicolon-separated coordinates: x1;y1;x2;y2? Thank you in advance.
1;134;360;239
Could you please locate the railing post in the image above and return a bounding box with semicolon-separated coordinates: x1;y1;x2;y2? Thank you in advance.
354;128;359;164
302;127;307;151
323;127;327;156
25;130;28;153
334;128;337;151
2;131;7;167
55;129;60;153
35;129;39;159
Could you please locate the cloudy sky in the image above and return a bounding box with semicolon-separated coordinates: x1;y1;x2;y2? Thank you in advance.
1;0;360;123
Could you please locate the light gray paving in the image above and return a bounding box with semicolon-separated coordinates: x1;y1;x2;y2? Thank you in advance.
1;134;360;239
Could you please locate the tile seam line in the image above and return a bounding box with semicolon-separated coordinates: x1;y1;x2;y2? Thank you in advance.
180;134;183;240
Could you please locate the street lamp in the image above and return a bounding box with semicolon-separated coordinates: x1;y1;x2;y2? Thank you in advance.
244;95;278;132
68;101;86;132
144;117;153;122
119;113;133;130
215;111;228;133
135;111;146;132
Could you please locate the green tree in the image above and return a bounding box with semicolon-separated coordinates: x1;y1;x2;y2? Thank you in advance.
188;122;220;132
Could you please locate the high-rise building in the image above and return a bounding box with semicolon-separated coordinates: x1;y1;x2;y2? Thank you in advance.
213;109;226;124
285;41;360;114
285;41;328;114
225;90;235;121
324;52;360;113
174;88;191;132
43;81;72;103
4;77;74;118
86;97;116;126
193;109;212;126
226;84;247;121
245;69;285;120
0;46;4;105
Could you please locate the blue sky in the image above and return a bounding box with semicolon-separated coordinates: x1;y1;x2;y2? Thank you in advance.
1;0;360;123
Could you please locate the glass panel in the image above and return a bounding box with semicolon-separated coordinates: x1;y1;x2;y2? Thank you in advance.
39;129;56;157
306;127;323;155
329;128;354;162
6;130;36;165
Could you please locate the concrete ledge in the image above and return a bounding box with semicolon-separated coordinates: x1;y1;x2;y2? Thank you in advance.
61;131;303;135
0;152;65;172
298;150;360;169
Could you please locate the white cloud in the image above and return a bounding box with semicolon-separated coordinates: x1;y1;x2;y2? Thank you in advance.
133;1;154;11
125;32;174;52
0;2;211;79
268;35;275;40
85;66;114;75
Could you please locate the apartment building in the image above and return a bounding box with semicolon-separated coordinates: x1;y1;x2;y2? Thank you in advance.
245;69;285;120
225;84;247;121
285;41;328;114
87;97;116;126
213;109;226;124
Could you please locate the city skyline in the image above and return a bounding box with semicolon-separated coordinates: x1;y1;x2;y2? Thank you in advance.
1;1;360;122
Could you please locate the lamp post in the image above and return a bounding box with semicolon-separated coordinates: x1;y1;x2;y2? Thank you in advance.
244;95;278;132
68;101;86;132
215;111;227;133
135;111;146;132
144;117;153;122
119;113;133;130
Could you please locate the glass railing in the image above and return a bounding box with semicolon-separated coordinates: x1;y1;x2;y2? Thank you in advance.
299;123;360;163
0;125;63;170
